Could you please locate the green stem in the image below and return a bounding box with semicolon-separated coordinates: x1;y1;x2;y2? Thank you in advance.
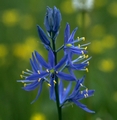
52;39;62;120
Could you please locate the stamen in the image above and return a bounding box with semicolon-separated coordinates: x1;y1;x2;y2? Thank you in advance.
84;47;87;50
82;37;85;41
20;75;23;78
48;83;51;87
54;80;56;84
64;88;66;91
22;71;25;74
25;69;33;73
78;44;80;48
81;51;84;54
38;78;41;82
26;69;29;71
86;68;88;72
86;93;88;97
80;83;83;86
84;94;87;98
37;70;40;74
85;55;88;58
24;83;26;87
84;93;88;98
46;69;49;73
86;88;88;92
77;37;80;40
21;81;24;83
87;61;89;65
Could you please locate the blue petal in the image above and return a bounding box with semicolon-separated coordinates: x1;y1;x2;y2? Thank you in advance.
48;49;55;68
30;52;42;73
35;51;50;69
62;82;72;104
64;23;70;44
57;72;76;81
68;27;78;43
30;58;37;73
32;52;42;71
23;80;39;91
53;6;61;32
72;100;95;113
26;71;48;80
55;55;67;70
31;80;43;104
37;25;50;45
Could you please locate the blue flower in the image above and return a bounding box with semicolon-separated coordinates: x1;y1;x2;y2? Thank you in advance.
17;52;46;103
64;23;88;60
58;76;95;113
44;6;62;40
18;48;76;102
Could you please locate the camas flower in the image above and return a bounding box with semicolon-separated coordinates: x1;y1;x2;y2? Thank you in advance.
58;76;95;113
64;23;87;56
17;52;46;103
63;23;90;71
18;48;76;102
44;6;62;40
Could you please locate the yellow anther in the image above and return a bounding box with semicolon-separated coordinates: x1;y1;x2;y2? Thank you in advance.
20;75;23;78
26;69;29;71
86;88;88;92
78;44;80;48
37;70;40;74
87;61;89;65
85;55;88;58
38;78;41;82
82;37;85;41
77;37;80;40
48;84;51;87
22;71;24;74
86;68;88;72
54;80;56;84
24;83;26;87
84;47;87;50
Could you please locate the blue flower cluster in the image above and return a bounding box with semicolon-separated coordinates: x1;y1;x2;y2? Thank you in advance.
18;6;95;113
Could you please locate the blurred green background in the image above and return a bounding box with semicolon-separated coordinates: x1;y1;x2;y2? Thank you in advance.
0;0;117;120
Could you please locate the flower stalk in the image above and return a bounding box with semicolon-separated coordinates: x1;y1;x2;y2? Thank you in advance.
52;39;62;120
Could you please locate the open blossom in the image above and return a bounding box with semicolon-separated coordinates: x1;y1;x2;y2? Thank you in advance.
18;48;76;102
64;23;87;56
58;77;95;113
